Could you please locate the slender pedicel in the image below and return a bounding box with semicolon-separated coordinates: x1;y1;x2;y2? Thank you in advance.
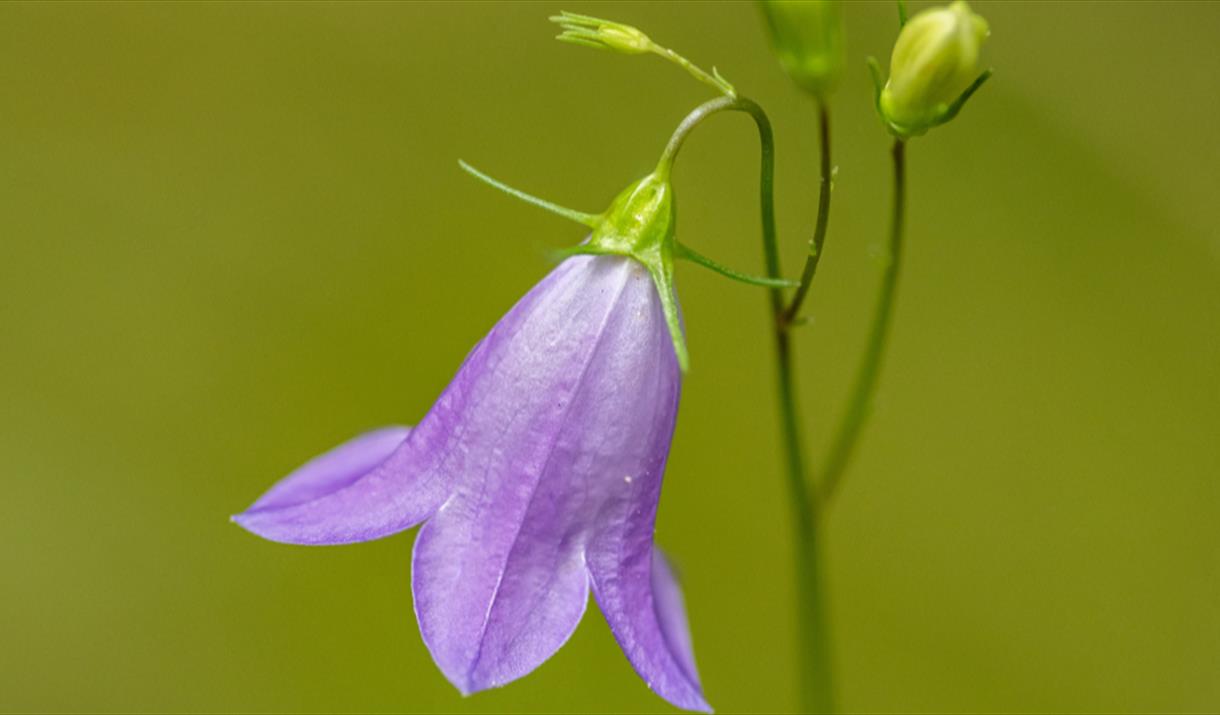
827;1;993;504
819;138;904;504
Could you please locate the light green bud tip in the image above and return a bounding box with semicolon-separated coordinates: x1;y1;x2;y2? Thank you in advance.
878;0;990;138
759;0;846;100
551;11;654;54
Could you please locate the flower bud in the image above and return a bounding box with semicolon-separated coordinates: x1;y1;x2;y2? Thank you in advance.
551;12;654;55
879;1;989;136
759;0;845;100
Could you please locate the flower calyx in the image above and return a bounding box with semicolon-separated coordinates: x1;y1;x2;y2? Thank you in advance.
574;171;688;372
458;158;795;372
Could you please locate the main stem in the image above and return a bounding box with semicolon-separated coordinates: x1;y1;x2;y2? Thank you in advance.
819;139;907;504
661;96;835;713
774;325;834;714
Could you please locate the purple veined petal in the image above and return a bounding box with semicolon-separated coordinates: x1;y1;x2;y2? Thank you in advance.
234;256;591;545
588;540;709;713
577;277;707;712
244;426;411;513
236;249;708;710
587;540;709;713
651;547;701;694
412;255;689;697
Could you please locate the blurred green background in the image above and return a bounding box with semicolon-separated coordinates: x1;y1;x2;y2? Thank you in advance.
2;1;1218;712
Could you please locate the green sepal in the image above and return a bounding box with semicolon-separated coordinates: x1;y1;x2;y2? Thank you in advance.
458;160;600;228
555;34;609;51
935;68;992;126
676;242;798;289
646;261;690;373
868;63;993;139
867;56;886;125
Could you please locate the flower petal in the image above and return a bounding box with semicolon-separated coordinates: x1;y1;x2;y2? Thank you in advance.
412;502;591;695
244;426;411;513
578;268;706;711
413;256;682;695
235;423;449;545
651;547;701;694
233;257;589;545
588;540;709;713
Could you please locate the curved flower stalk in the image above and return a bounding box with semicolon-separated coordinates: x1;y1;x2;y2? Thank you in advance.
236;128;790;709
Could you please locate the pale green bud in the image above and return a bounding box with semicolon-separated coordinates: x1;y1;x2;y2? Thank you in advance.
759;0;846;100
879;1;989;137
551;12;655;55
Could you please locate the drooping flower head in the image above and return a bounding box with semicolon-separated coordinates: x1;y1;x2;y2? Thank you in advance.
232;133;798;709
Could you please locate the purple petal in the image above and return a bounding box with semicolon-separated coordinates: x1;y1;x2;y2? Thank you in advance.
245;426;411;512
651;548;701;693
412;510;590;695
412;256;688;696
588;540;709;713
588;543;709;712
236;251;708;710
234;257;588;545
576;276;705;710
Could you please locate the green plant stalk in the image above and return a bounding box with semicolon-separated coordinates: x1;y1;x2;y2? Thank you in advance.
819;139;907;504
782;101;833;326
774;325;835;714
660;95;835;714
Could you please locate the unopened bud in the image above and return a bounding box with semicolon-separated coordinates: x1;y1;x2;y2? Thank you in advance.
759;0;845;100
879;1;989;137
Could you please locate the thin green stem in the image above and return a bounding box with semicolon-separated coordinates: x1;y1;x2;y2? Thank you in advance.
819;139;907;504
782;101;834;325
649;45;736;98
660;95;834;713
